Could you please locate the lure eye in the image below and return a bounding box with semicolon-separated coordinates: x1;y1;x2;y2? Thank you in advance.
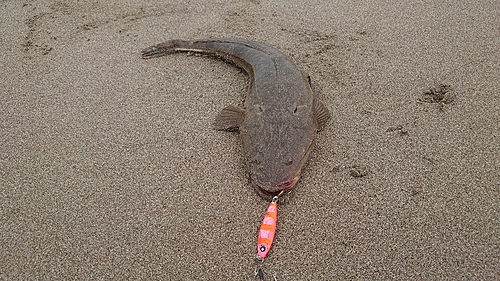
259;245;266;253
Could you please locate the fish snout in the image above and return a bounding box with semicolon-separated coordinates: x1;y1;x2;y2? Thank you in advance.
253;176;300;200
275;176;299;190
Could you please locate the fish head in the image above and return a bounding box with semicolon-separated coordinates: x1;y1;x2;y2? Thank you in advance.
249;150;308;200
242;106;317;200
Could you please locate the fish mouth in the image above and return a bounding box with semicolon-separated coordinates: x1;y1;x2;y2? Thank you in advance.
276;176;299;189
255;176;300;198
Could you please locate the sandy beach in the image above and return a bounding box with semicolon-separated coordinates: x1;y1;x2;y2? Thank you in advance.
1;0;499;279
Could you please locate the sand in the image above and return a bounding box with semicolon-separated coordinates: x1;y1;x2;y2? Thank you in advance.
1;0;499;279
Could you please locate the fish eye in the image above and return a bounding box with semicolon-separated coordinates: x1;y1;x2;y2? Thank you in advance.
259;245;266;252
293;106;298;114
286;159;293;166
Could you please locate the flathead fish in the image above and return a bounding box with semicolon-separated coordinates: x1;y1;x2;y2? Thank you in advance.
141;38;330;199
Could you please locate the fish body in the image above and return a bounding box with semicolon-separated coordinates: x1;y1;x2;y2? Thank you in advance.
142;39;330;199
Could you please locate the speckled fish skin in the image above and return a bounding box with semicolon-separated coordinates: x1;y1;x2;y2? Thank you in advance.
142;39;330;200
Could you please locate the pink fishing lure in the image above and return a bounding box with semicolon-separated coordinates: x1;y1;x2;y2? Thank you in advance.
257;196;279;260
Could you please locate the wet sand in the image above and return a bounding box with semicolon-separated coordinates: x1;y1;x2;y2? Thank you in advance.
1;0;499;279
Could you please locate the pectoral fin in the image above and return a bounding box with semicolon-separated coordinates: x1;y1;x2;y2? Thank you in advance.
313;97;330;131
214;105;245;131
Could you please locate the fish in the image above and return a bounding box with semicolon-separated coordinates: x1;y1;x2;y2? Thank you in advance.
141;38;330;199
257;195;279;260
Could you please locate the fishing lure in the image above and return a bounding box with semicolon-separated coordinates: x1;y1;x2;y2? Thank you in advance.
257;192;284;261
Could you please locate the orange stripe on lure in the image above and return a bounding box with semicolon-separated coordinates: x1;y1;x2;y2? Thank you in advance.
257;191;284;261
